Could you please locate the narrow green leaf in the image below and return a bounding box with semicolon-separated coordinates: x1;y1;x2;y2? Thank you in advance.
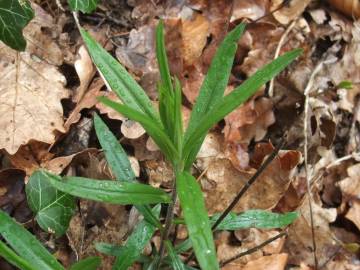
177;172;219;270
69;256;101;270
183;23;245;167
99;96;178;163
94;113;135;182
0;241;36;270
337;80;353;90
156;20;173;96
94;113;161;228
158;81;175;139
0;0;34;51
183;49;302;168
26;171;76;237
173;77;183;150
95;243;124;257
68;0;99;13
0;210;64;270
80;29;160;123
112;205;161;270
174;239;192;254
41;170;171;205
164;240;186;270
212;210;298;230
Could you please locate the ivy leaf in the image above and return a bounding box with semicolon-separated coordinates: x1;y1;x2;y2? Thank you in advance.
26;171;76;237
0;0;34;51
68;0;99;13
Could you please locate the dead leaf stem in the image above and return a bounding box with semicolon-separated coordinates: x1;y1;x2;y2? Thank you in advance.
303;59;333;269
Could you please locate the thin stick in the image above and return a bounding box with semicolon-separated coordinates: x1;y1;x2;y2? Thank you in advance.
268;20;297;97
303;60;331;270
185;138;285;264
219;232;287;267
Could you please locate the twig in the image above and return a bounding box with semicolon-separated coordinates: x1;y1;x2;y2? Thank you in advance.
185;137;285;264
219;231;287;267
326;152;360;169
268;20;297;97
302;60;332;270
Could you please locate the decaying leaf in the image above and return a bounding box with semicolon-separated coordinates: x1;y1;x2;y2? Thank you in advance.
200;149;301;214
285;197;339;267
0;5;68;155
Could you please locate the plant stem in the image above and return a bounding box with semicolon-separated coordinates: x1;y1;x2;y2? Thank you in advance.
157;164;182;268
219;231;287;267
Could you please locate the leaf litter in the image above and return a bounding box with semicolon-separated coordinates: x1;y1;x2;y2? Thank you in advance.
1;0;360;269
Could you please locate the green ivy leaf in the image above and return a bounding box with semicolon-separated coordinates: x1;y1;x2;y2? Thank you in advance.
0;0;34;51
26;171;76;237
68;0;99;13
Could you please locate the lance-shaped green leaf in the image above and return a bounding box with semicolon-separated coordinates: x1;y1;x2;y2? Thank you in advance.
212;210;298;231
183;23;245;168
156;20;173;97
183;49;302;168
173;77;183;149
94;113;135;182
164;240;186;270
0;210;64;270
0;0;34;51
26;171;76;237
112;205;161;270
177;172;219;270
94;113;161;228
99;96;178;163
80;29;159;123
69;256;101;270
68;0;99;13
0;241;36;270
41;170;171;205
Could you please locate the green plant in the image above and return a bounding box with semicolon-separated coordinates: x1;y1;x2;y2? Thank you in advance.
0;19;301;270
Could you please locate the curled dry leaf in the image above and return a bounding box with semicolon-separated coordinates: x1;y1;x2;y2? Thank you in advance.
224;96;275;144
182;13;210;66
201;149;301;214
121;120;146;139
73;45;95;102
271;0;312;25
0;5;68;155
64;79;104;131
231;0;270;22
328;0;360;19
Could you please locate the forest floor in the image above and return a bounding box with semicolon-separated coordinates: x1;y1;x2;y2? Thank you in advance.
0;0;360;269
